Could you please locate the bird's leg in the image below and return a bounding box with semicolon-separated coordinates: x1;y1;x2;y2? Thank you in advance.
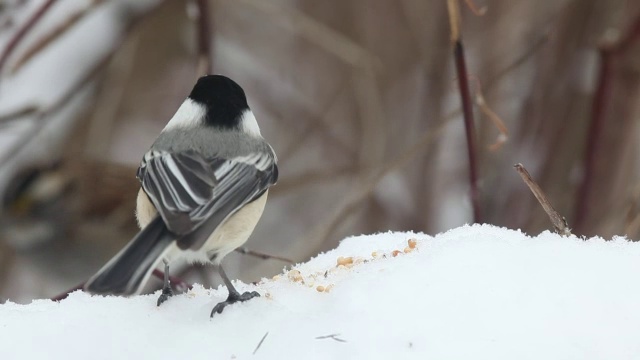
157;259;174;306
210;263;260;317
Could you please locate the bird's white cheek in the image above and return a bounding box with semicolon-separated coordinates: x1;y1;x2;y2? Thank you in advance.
163;98;205;131
240;110;262;137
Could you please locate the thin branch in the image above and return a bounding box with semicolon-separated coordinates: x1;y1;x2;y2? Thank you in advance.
447;0;482;223
234;247;293;263
514;163;571;236
0;0;58;76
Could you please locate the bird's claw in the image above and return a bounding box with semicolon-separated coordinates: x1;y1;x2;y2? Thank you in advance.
157;286;174;306
210;291;260;317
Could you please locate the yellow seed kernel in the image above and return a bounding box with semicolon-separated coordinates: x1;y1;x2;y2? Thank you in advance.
337;256;354;266
316;285;325;292
392;250;402;257
408;239;417;249
287;269;303;282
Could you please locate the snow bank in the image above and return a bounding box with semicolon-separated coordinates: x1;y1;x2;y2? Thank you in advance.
2;224;640;359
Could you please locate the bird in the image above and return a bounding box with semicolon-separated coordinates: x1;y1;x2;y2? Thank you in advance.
84;75;278;317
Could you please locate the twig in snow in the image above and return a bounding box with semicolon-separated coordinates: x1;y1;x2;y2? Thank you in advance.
253;332;269;355
514;163;572;236
316;334;347;343
447;0;482;223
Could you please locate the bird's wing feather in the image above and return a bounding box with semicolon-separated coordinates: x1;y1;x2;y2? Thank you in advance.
136;149;278;247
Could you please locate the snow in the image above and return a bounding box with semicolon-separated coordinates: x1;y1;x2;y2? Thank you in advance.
2;224;640;359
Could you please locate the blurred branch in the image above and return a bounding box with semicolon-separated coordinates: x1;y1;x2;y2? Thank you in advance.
447;0;482;223
278;80;354;166
234;0;378;67
574;12;640;233
0;0;58;76
296;112;455;258
471;77;508;151
10;0;105;74
484;31;551;90
0;2;166;167
0;105;38;124
515;163;571;236
463;0;487;16
270;167;355;196
195;0;213;74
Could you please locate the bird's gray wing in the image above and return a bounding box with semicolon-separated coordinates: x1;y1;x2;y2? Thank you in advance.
136;149;278;249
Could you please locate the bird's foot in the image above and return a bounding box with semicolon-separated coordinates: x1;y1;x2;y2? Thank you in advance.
157;285;174;306
210;290;260;317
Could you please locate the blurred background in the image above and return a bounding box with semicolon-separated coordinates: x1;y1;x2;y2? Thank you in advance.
1;0;639;303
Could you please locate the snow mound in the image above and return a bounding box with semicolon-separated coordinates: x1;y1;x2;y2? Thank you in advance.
2;224;640;359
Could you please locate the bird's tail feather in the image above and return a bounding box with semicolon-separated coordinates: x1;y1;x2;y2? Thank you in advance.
85;216;174;296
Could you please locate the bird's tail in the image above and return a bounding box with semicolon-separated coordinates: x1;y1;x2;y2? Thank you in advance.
85;216;174;296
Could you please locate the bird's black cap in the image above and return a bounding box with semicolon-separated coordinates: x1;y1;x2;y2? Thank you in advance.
188;75;249;129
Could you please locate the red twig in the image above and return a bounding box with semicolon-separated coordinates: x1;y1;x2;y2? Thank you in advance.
447;0;482;223
454;41;482;223
0;0;58;75
51;269;193;301
51;282;84;301
574;13;640;232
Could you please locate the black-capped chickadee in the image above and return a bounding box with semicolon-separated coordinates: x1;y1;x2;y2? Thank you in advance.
85;75;278;317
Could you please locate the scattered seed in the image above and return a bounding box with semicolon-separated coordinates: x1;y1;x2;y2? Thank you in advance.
408;239;417;249
316;285;325;292
337;256;354;266
288;269;303;282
